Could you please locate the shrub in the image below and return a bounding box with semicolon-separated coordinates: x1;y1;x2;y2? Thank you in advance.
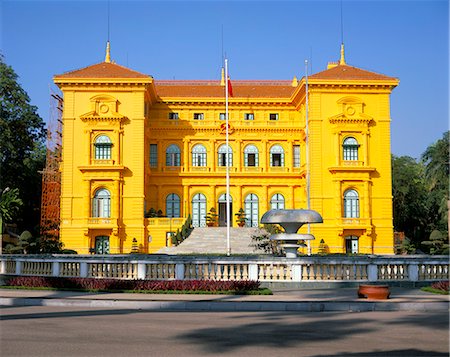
431;280;449;292
5;276;261;293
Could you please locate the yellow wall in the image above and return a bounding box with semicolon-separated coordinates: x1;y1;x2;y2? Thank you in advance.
55;62;397;255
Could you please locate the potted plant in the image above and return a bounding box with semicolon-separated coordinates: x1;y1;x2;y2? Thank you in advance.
205;207;218;227
235;208;247;227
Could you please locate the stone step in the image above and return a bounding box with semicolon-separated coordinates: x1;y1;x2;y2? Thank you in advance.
157;227;269;255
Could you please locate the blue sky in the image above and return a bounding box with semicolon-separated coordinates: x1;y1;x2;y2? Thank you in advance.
1;0;448;159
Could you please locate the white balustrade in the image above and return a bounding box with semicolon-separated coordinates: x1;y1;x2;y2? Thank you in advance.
1;255;448;284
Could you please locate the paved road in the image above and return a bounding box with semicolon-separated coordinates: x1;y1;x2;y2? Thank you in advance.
1;306;448;356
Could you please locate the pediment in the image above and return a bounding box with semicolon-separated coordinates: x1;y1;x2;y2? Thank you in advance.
329;96;373;125
80;94;126;122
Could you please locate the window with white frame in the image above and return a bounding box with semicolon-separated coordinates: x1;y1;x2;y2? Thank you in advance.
218;144;233;167
192;144;207;167
270;144;284;167
293;145;300;167
94;135;112;160
219;113;226;120
92;188;111;218
343;189;359;218
193;113;204;120
168;112;179;120
166;144;181;166
343;137;359;161
244;144;259;167
244;113;254;120
270;194;285;210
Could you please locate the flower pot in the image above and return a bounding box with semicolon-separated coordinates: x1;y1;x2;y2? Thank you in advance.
358;285;390;300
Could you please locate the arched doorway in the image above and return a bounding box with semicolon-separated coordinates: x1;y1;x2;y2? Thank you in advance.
218;194;232;227
192;193;207;227
244;193;259;227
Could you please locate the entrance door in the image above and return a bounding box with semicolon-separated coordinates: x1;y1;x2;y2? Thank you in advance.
218;194;232;227
345;236;359;254
95;236;110;254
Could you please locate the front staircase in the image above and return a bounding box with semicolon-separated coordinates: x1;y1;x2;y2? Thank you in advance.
157;227;268;255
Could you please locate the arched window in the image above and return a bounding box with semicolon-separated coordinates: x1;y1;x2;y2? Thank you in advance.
244;193;259;227
244;145;259;167
270;194;285;210
343;137;359;161
92;188;111;218
166;144;181;166
192;193;207;227
192;144;207;167
94;135;112;159
218;144;233;167
166;193;180;218
270;145;284;167
343;189;359;218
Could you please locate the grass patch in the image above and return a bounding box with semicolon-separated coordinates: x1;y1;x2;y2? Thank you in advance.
420;281;449;295
420;287;449;295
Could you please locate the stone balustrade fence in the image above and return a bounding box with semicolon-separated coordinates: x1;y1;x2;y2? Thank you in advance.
0;255;448;284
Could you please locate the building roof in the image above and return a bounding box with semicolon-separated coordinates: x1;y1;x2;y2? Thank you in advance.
309;64;397;81
54;62;151;79
154;80;296;98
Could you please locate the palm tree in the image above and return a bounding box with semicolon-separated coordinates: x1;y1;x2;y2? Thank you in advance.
421;131;449;235
0;187;23;254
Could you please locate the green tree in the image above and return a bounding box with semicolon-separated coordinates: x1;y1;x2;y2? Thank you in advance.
0;55;46;234
391;155;428;244
421;131;449;233
0;187;23;253
421;230;449;255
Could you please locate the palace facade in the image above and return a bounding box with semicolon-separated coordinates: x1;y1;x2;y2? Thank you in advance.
54;45;398;254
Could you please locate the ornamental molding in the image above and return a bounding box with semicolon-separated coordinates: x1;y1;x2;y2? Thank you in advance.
80;94;127;124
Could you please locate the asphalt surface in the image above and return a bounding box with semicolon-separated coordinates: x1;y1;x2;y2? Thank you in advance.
1;306;448;356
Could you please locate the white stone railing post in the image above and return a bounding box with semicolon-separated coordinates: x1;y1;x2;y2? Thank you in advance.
15;260;22;275
368;264;378;282
0;259;5;274
291;264;302;282
80;262;88;278
408;263;419;281
137;262;146;280
248;264;258;281
175;263;185;280
52;261;60;277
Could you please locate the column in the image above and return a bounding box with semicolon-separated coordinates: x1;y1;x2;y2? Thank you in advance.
183;139;189;172
183;185;189;217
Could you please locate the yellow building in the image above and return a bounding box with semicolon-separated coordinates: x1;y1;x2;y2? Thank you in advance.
54;44;398;255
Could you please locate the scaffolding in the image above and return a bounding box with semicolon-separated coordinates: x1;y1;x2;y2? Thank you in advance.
40;92;63;240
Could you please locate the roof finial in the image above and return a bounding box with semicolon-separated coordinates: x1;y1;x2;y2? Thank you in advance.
105;41;111;63
220;67;225;86
339;43;346;65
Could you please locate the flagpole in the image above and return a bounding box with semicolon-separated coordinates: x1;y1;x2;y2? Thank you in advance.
225;58;231;256
305;59;311;256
